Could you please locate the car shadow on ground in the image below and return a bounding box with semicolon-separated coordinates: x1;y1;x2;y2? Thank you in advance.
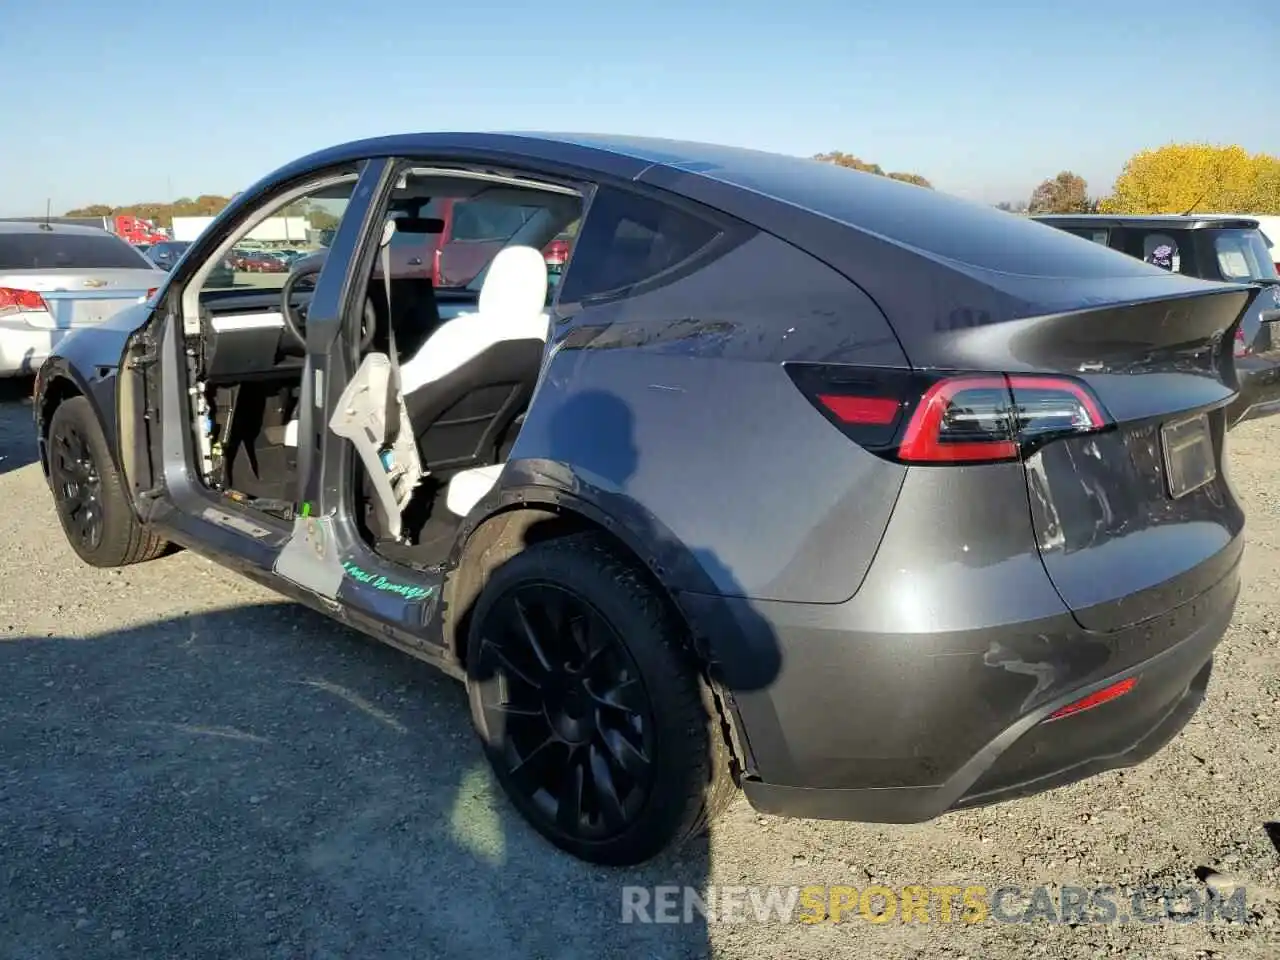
0;375;38;477
0;602;722;959
0;380;789;958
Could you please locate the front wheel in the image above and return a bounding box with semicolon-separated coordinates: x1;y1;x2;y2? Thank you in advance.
465;533;735;865
47;396;168;567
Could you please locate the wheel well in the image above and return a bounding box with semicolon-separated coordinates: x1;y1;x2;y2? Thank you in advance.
443;505;690;669
37;376;82;476
442;503;747;783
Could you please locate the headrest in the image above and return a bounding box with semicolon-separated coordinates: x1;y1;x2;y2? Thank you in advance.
478;245;548;316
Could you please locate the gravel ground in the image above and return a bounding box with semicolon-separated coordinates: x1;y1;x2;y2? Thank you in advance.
1;377;1277;960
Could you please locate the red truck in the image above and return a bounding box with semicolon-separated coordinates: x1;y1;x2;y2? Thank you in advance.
6;214;167;247
112;214;168;246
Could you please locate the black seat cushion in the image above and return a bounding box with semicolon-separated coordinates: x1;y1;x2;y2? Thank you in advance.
403;338;544;473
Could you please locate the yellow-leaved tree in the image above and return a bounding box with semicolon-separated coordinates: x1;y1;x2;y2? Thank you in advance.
1101;144;1280;214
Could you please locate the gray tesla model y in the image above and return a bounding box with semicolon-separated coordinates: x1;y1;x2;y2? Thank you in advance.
33;134;1255;864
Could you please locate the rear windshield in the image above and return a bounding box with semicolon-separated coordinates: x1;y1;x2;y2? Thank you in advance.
0;231;153;270
1214;229;1279;282
449;201;539;242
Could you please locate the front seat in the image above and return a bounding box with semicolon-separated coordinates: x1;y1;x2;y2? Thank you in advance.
399;244;549;475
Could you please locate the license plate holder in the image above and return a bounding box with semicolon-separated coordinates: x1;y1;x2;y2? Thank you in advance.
1161;412;1215;499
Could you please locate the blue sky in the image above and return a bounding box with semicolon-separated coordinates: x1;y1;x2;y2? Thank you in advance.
2;0;1275;214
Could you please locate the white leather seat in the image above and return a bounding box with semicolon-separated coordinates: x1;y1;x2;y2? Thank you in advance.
399;245;549;394
282;245;549;452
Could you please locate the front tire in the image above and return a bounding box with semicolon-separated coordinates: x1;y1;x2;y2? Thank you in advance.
465;533;735;865
47;396;167;567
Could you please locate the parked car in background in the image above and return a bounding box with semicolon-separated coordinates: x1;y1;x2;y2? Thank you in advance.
1034;214;1280;425
1242;215;1279;273
231;250;287;273
0;220;163;377
146;240;191;271
544;229;573;286
149;240;233;287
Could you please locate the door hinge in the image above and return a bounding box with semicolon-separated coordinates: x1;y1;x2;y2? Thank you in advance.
126;341;159;370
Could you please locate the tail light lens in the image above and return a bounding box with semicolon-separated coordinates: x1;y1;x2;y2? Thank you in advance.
0;286;50;318
1233;325;1248;358
544;239;569;266
788;364;1110;465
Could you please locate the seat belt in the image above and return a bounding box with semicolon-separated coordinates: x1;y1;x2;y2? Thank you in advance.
377;220;425;519
327;220;423;541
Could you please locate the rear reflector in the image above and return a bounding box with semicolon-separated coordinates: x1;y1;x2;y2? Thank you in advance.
1045;676;1138;721
0;286;50;317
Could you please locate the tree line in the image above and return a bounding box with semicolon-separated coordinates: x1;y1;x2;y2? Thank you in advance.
63;142;1280;223
1009;144;1280;215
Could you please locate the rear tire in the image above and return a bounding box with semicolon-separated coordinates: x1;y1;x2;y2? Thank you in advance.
47;396;168;567
465;532;735;865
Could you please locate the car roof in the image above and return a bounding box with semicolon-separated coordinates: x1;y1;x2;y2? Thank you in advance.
1033;213;1261;230
0;219;117;237
237;132;1241;333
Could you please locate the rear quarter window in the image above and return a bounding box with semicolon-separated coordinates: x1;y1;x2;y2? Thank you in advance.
558;186;722;302
0;232;153;270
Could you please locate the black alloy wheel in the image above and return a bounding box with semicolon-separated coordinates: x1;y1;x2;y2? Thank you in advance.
45;396;168;567
473;581;657;844
465;533;736;866
49;417;104;553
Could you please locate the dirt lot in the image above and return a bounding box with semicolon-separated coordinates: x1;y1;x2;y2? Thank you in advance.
1;378;1277;960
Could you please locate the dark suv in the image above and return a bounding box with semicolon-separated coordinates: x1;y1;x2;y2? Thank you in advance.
1034;214;1280;425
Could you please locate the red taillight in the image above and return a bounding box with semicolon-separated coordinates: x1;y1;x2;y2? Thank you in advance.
1045;676;1138;721
1233;326;1248;358
544;239;569;266
0;286;50;317
898;374;1105;464
791;365;1110;466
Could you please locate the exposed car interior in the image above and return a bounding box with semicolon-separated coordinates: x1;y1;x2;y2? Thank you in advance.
183;168;582;568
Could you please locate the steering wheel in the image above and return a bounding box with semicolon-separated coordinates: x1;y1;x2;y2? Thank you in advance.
280;260;377;352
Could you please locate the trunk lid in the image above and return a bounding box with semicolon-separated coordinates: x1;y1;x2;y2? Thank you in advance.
1012;287;1254;631
0;268;162;328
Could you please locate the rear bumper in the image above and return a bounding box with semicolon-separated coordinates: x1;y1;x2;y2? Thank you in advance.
1228;354;1280;426
690;547;1239;824
0;322;63;378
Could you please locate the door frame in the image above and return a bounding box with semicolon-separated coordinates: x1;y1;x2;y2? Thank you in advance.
136;158;389;578
302;151;595;662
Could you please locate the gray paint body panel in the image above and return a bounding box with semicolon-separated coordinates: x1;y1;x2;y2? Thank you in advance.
30;131;1245;825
